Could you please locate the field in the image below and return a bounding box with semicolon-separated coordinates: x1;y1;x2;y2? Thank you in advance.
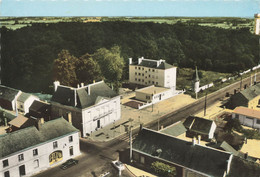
0;17;254;32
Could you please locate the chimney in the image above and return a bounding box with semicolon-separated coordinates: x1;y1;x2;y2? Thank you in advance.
67;112;72;124
129;58;132;65
36;118;44;130
93;80;95;83
192;137;197;146
77;84;80;88
254;73;257;85
53;81;60;92
138;57;143;64
139;123;143;131
198;135;201;145
244;152;248;160
88;86;91;95
81;83;84;87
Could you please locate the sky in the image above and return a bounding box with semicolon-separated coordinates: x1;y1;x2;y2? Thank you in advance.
0;0;259;17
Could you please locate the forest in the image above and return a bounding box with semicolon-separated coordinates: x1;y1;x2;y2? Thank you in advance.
1;20;258;93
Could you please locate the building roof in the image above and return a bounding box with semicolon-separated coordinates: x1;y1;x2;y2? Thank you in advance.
51;81;118;109
160;121;187;137
29;100;50;115
133;128;232;177
183;116;215;135
0;118;78;158
0;85;20;102
131;58;174;69
238;83;260;101
233;107;260;120
17;92;34;103
8;114;29;128
136;86;170;95
227;156;260;177
0;108;16;121
209;141;239;156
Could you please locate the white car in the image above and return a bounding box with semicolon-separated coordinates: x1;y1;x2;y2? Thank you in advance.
112;160;125;171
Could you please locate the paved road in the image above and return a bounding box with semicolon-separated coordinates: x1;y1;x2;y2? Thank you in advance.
33;73;260;177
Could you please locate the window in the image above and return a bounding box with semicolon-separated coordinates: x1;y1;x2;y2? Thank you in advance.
69;136;73;142
133;152;139;161
138;73;140;76
140;156;145;164
53;141;58;149
149;69;150;71
152;81;154;84
4;171;10;177
135;72;137;75
138;67;140;70
142;79;144;82
142;73;144;76
34;160;39;168
33;149;38;156
235;114;239;119
135;67;137;69
152;69;155;72
135;78;137;81
18;154;24;161
138;79;140;82
257;120;260;124
3;159;8;168
146;96;150;99
142;68;144;70
148;81;151;83
19;165;26;176
149;75;151;78
69;146;74;156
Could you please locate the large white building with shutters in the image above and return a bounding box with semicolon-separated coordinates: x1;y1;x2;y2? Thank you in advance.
129;57;177;90
51;80;121;137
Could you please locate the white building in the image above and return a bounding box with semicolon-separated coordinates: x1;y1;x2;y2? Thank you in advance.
17;93;39;114
0;118;80;177
51;81;121;137
255;14;260;35
232;106;260;129
129;57;177;89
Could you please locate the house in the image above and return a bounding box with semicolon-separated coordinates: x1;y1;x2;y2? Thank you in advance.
16;93;39;114
132;128;233;177
228;83;260;109
129;57;177;89
183;116;217;140
0;85;21;111
160;121;187;137
28;100;51;122
232;106;260;129
51;80;121;137
0;118;80;177
135;85;174;104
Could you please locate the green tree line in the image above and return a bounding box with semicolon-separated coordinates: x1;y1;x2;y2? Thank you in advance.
1;21;258;93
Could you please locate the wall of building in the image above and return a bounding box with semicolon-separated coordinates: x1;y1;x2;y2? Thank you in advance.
208;122;217;139
135;91;152;102
0;132;80;177
17;96;39;114
232;113;260;129
82;96;121;136
248;95;260;109
129;64;176;88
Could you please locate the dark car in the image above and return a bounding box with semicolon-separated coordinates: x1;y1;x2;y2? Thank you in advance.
60;159;79;170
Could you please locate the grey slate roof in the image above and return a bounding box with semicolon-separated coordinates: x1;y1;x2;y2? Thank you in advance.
0;118;78;159
228;156;260;177
131;59;174;69
183;116;214;135
209;141;239;156
17;92;32;102
51;81;118;109
160;122;186;137
240;83;260;101
0;85;20;102
133;128;231;177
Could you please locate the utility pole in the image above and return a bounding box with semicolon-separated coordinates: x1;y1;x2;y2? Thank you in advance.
204;92;207;116
129;125;132;163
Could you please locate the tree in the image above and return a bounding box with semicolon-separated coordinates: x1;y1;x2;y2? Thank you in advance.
92;46;125;92
151;161;176;177
76;53;103;84
53;50;78;86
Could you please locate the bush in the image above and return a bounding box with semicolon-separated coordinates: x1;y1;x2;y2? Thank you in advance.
151;161;176;177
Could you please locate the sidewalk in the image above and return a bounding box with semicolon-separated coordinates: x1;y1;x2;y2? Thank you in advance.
88;93;196;141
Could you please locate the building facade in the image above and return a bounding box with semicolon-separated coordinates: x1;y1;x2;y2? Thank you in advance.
0;85;22;111
17;93;39;114
232;106;260;129
51;81;121;137
129;57;177;89
0;118;80;177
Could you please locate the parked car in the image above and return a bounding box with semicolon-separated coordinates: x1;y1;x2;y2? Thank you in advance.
112;160;125;171
60;159;79;170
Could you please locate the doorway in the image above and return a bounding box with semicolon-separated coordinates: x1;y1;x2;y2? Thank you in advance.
19;165;26;176
97;120;100;129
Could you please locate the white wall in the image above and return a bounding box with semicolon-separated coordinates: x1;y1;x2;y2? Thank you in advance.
82;96;121;136
208;122;217;139
163;67;176;89
0;132;80;177
232;113;260;129
17;96;39;114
